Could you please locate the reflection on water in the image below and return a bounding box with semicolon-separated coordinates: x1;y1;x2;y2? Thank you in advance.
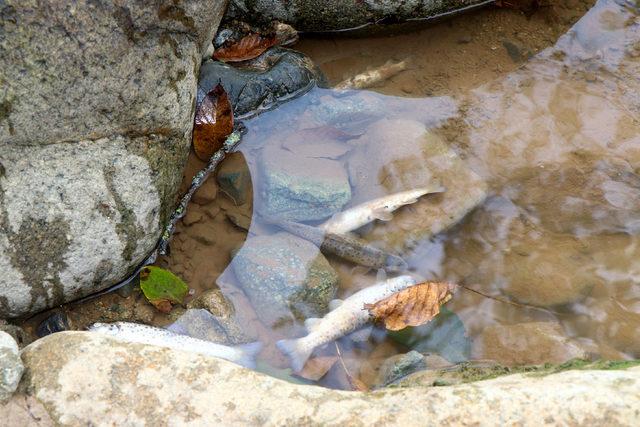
192;0;640;389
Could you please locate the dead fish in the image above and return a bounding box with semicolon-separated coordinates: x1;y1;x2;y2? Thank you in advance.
277;275;416;372
89;322;262;368
320;186;444;234
273;220;407;272
335;60;409;90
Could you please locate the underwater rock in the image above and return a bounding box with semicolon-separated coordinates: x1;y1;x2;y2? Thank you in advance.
444;197;597;308
167;308;254;346
387;307;471;364
224;0;491;33
231;233;338;327
36;311;70;338
0;0;226;318
18;331;640;425
473;322;589;366
500;232;596;307
187;289;257;343
258;143;351;222
509;157;640;236
0;331;23;401
198;47;326;119
188;288;235;319
346;119;487;251
217;152;252;206
374;351;427;388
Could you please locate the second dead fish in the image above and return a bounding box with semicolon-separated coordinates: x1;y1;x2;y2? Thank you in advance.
320;186;444;234
272;220;407;272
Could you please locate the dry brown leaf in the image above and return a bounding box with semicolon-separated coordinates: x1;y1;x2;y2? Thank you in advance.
193;84;233;161
213;33;278;62
365;281;457;331
297;356;338;381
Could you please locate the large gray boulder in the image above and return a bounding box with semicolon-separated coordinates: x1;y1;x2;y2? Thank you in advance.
0;0;227;317
16;332;640;426
225;0;491;33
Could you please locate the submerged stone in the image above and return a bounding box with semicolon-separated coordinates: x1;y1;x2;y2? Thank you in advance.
217;152;252;206
258;144;351;222
231;233;338;327
473;322;589;366
388;307;471;364
346;119;487;251
167;308;253;346
187;288;257;344
374;350;427;388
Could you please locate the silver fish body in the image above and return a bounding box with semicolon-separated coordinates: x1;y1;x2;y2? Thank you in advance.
89;322;262;368
275;220;407;272
277;275;417;371
319;186;444;234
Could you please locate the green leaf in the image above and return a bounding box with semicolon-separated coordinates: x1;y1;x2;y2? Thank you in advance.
139;266;189;312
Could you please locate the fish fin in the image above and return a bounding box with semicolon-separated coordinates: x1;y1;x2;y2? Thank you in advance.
430;185;446;194
236;341;263;369
276;339;312;372
329;299;344;311
304;317;322;332
375;268;387;282
348;326;372;343
351;266;371;276
372;208;394;221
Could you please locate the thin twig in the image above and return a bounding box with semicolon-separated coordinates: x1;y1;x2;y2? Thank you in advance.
158;125;245;255
334;342;368;391
457;283;562;316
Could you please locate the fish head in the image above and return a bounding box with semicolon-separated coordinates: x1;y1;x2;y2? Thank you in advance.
384;254;408;272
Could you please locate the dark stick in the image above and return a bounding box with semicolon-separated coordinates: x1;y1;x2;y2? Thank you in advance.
157;126;245;255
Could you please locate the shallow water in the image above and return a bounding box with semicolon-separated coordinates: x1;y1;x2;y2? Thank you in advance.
22;0;640;390
168;0;640;389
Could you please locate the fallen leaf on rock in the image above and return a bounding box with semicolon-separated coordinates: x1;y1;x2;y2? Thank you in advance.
365;281;457;331
297;356;338;381
139;266;189;313
193;84;233;161
214;33;278;62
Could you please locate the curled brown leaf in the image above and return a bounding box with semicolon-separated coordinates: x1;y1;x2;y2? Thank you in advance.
193;84;233;161
365;281;457;331
213;33;278;62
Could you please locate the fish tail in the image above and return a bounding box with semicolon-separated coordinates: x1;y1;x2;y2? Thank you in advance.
235;341;263;369
276;338;312;372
